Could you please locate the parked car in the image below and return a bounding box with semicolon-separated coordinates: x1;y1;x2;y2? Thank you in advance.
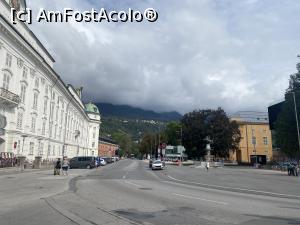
152;160;164;170
69;156;96;169
99;158;107;166
95;157;107;167
101;157;113;163
112;156;119;162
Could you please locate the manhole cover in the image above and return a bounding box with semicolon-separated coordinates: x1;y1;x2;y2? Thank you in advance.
139;187;152;190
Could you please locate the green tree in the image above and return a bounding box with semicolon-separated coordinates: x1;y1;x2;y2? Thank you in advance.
138;133;155;157
275;63;300;159
181;108;241;159
207;109;241;158
164;121;182;146
112;131;132;157
138;132;167;158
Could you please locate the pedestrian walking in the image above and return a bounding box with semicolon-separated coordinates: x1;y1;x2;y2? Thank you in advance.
61;157;69;176
206;161;209;171
54;158;61;175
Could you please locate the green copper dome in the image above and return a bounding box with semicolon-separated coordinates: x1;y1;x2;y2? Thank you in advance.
85;103;100;114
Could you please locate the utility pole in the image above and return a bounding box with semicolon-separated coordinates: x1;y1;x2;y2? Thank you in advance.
292;91;300;154
150;137;152;159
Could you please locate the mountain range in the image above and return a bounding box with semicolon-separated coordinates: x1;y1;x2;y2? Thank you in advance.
95;102;182;121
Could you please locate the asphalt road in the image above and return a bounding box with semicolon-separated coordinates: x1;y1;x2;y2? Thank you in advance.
1;159;300;225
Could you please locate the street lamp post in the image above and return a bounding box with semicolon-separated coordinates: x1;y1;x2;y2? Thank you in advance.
251;127;258;165
292;92;300;154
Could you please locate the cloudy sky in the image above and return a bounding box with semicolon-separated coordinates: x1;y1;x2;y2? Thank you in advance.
27;0;300;114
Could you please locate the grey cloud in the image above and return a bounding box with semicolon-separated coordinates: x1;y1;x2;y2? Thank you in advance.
27;0;300;114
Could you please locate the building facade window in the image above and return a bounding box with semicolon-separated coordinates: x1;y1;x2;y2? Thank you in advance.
29;142;34;155
49;123;53;138
2;71;10;90
58;127;62;140
45;85;48;96
50;103;54;120
23;67;28;80
60;110;64;124
263;137;268;145
5;53;12;67
43;98;48;114
93;127;96;138
55;107;59;121
20;84;26;103
33;92;38;109
16;111;23;129
252;136;256;145
34;77;39;89
54;125;57;138
31;117;36;132
41;120;46;135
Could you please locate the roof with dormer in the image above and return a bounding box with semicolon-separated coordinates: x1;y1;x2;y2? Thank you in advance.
85;103;100;114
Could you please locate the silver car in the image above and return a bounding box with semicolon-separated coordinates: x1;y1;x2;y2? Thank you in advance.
152;160;164;170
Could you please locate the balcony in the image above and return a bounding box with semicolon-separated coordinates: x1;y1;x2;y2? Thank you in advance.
0;87;21;107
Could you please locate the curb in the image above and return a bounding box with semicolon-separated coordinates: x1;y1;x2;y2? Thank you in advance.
166;174;300;200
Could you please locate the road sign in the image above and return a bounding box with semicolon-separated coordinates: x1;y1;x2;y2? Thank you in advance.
160;143;167;149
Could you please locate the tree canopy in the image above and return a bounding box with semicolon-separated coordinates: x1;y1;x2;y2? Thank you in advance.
275;62;300;159
164;121;182;146
112;131;132;157
181;108;241;159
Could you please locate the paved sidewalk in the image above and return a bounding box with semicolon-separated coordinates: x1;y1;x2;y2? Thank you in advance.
0;165;53;176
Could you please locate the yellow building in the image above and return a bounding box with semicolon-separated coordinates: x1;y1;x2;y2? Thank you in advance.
230;111;273;164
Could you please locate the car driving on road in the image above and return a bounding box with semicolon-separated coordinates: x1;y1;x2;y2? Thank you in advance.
152;160;164;170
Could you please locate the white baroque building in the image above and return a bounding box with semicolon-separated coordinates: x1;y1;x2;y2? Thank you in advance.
0;0;101;160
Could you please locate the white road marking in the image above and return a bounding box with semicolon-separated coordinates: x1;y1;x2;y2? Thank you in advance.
167;175;300;199
122;175;126;179
124;180;142;187
172;193;227;205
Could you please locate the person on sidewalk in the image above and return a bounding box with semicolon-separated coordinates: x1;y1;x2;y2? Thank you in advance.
61;157;69;176
206;161;209;171
54;158;61;175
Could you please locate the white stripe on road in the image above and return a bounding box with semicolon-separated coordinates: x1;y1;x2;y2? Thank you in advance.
122;175;126;179
124;180;142;187
167;175;300;199
172;193;227;205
